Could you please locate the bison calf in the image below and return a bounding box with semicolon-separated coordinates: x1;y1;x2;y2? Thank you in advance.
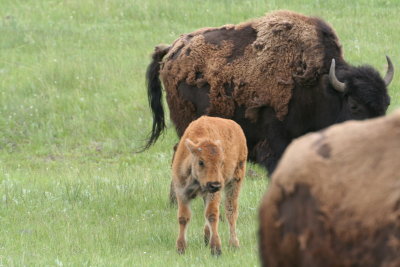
172;116;247;255
259;110;400;266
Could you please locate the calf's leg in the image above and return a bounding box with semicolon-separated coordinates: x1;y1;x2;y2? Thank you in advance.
176;196;191;254
169;143;179;205
204;224;211;246
169;180;177;205
202;196;223;246
204;192;222;255
203;197;211;246
224;179;243;248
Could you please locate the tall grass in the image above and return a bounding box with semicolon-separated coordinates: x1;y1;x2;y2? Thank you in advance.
0;0;399;265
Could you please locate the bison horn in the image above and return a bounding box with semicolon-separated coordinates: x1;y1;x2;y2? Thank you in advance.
383;55;394;87
329;59;346;93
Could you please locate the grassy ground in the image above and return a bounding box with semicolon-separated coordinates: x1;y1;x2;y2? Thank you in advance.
0;0;399;266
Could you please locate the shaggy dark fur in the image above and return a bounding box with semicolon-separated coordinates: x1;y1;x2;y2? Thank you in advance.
259;110;400;266
144;10;391;175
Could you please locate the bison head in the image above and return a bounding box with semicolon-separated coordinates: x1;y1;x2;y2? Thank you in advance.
185;138;224;193
329;56;393;121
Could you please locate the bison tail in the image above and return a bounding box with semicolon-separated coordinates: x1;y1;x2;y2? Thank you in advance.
142;44;170;151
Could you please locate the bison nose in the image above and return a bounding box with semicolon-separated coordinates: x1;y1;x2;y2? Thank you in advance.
206;182;221;193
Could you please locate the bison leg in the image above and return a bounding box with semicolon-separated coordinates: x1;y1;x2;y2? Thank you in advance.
204;224;210;246
204;192;222;255
225;167;245;248
202;196;211;246
224;182;241;248
169;143;179;205
254;137;288;175
169;180;177;205
203;195;224;246
176;196;191;254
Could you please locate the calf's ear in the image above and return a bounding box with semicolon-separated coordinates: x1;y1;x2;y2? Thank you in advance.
185;138;199;154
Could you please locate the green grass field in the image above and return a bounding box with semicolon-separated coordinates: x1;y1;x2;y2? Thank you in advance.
1;0;399;266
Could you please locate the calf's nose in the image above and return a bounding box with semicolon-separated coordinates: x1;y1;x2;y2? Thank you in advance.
206;182;222;192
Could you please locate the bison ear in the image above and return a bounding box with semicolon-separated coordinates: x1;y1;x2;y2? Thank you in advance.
185;138;199;154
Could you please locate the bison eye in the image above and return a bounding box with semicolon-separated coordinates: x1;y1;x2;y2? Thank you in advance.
199;160;205;167
348;97;362;113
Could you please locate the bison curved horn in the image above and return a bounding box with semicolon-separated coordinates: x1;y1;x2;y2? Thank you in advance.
329;59;346;93
383;55;394;87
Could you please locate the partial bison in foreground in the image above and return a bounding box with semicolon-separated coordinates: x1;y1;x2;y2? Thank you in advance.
259;110;400;267
144;10;393;175
173;116;247;255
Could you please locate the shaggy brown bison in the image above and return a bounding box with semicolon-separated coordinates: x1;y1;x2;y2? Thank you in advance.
144;10;393;175
259;110;400;267
172;116;247;255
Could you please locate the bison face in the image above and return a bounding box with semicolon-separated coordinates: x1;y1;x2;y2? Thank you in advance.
329;57;392;122
339;94;389;121
343;96;373;120
185;138;224;193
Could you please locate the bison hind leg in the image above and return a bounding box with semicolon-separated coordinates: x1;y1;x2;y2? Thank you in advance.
169;180;177;205
204;224;210;246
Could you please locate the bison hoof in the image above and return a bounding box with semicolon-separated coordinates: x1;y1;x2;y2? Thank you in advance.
176;240;186;254
229;238;240;248
211;247;222;256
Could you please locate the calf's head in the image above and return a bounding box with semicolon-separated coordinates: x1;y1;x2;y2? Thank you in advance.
185;138;224;193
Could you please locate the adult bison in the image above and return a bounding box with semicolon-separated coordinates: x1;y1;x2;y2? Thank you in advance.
144;10;393;174
258;109;400;267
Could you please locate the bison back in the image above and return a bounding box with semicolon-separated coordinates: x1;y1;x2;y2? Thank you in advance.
259;110;400;267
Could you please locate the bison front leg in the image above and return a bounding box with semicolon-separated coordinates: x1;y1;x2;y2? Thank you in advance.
202;196;222;246
204;192;222;255
202;197;211;246
224;178;243;248
176;196;191;254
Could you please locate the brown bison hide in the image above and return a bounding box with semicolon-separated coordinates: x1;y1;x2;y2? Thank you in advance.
160;10;341;134
259;110;400;267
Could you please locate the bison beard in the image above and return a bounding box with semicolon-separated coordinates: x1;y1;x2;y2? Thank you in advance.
143;10;392;176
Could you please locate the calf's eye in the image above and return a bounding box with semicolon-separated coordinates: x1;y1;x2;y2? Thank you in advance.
199;160;204;167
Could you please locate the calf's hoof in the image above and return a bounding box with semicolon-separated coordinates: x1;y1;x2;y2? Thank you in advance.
229;238;240;248
211;246;222;256
176;239;186;254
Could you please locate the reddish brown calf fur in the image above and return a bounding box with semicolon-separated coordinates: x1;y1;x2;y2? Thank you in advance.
259;110;400;266
172;116;247;255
